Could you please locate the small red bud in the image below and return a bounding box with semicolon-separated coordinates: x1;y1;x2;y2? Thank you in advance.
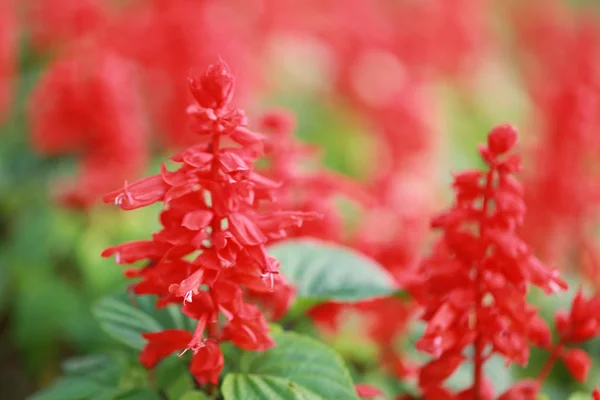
562;348;591;382
188;60;235;110
487;124;518;155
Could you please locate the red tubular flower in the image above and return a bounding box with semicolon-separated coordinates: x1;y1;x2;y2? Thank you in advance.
497;379;539;400
103;60;317;384
593;388;600;400
189;340;224;385
139;329;193;368
533;290;600;385
554;290;600;343
412;125;567;396
562;348;591;383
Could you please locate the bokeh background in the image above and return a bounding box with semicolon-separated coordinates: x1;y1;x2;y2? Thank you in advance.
1;0;600;398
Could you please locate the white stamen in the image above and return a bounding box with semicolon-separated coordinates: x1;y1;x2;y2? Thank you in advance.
549;281;561;294
115;252;121;264
115;194;124;206
260;271;275;290
178;348;189;358
184;290;193;304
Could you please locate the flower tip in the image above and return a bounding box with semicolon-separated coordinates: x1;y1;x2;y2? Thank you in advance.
488;124;518;155
188;60;235;109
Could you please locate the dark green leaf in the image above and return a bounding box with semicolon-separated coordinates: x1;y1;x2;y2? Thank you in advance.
116;388;162;400
28;377;122;400
221;332;358;400
180;391;211;400
155;355;194;399
269;239;396;302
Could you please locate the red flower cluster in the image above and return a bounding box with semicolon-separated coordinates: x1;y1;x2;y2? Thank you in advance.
536;290;600;384
25;0;108;52
102;61;317;384
29;44;147;208
515;1;600;267
411;125;567;397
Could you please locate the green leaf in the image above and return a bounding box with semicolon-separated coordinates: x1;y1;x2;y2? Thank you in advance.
92;296;163;350
223;374;320;399
28;377;122;400
221;332;358;400
61;354;114;376
180;391;211;400
567;393;592;400
30;354;126;400
116;389;163;400
268;239;396;302
156;355;194;399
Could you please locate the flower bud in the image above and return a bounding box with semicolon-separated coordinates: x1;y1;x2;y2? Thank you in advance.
488;124;518;155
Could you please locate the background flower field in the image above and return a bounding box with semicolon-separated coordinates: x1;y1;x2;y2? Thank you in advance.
1;1;600;399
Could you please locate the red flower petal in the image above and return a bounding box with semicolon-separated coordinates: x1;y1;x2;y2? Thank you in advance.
139;329;192;368
355;383;383;398
562;348;591;382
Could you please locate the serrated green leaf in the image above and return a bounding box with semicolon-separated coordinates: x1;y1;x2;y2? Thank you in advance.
268;239;396;302
221;332;358;400
223;374;319;400
92;296;163;350
180;391;211;400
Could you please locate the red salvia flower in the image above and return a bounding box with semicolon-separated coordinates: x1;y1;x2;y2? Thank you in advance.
29;44;147;208
411;125;567;396
561;348;591;383
25;0;109;52
532;290;600;385
514;2;600;268
103;60;317;384
139;329;193;368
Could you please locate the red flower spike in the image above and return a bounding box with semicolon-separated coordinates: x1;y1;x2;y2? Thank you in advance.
593;388;600;400
188;60;235;111
103;61;317;384
562;348;591;382
413;126;567;396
